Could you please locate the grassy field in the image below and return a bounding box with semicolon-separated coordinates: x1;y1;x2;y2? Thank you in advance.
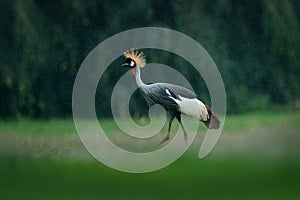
0;111;300;199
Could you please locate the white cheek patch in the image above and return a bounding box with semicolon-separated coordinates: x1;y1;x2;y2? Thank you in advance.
130;61;135;67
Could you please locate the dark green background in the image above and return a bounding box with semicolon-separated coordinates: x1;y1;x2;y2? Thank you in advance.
1;0;299;119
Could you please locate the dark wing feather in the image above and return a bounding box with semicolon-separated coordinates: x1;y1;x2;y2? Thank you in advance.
139;83;177;111
139;82;197;111
153;83;197;99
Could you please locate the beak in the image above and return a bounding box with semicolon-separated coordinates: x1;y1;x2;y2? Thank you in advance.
121;63;129;67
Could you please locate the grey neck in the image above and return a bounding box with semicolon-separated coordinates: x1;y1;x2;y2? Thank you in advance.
135;66;145;87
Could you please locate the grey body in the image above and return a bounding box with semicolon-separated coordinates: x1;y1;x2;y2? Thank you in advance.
140;83;197;112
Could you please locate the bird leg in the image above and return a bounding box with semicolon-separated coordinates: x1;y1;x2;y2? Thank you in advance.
176;113;188;143
158;112;175;145
179;121;188;143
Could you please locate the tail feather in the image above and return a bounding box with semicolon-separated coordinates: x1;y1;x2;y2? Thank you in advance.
203;105;220;129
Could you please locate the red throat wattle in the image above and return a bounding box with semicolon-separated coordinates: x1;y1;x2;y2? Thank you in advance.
131;69;136;75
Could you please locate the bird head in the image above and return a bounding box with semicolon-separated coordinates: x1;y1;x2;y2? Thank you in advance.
121;49;146;75
121;57;136;68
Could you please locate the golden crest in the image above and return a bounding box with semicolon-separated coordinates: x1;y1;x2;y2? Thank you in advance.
124;49;146;67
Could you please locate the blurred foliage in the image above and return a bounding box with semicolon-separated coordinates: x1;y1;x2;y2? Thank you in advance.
0;0;299;118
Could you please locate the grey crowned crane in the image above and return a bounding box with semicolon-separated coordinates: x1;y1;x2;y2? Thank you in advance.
121;49;220;144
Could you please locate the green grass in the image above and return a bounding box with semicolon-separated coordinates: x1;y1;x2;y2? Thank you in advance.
0;156;299;200
223;111;300;132
0;119;77;135
1;111;299;134
0;111;300;200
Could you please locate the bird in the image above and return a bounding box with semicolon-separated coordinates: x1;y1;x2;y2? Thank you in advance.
121;49;220;145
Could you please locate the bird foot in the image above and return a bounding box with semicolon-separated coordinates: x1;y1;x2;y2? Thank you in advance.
183;133;187;143
158;136;170;146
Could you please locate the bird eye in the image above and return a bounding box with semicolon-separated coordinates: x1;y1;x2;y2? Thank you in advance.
130;60;135;67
